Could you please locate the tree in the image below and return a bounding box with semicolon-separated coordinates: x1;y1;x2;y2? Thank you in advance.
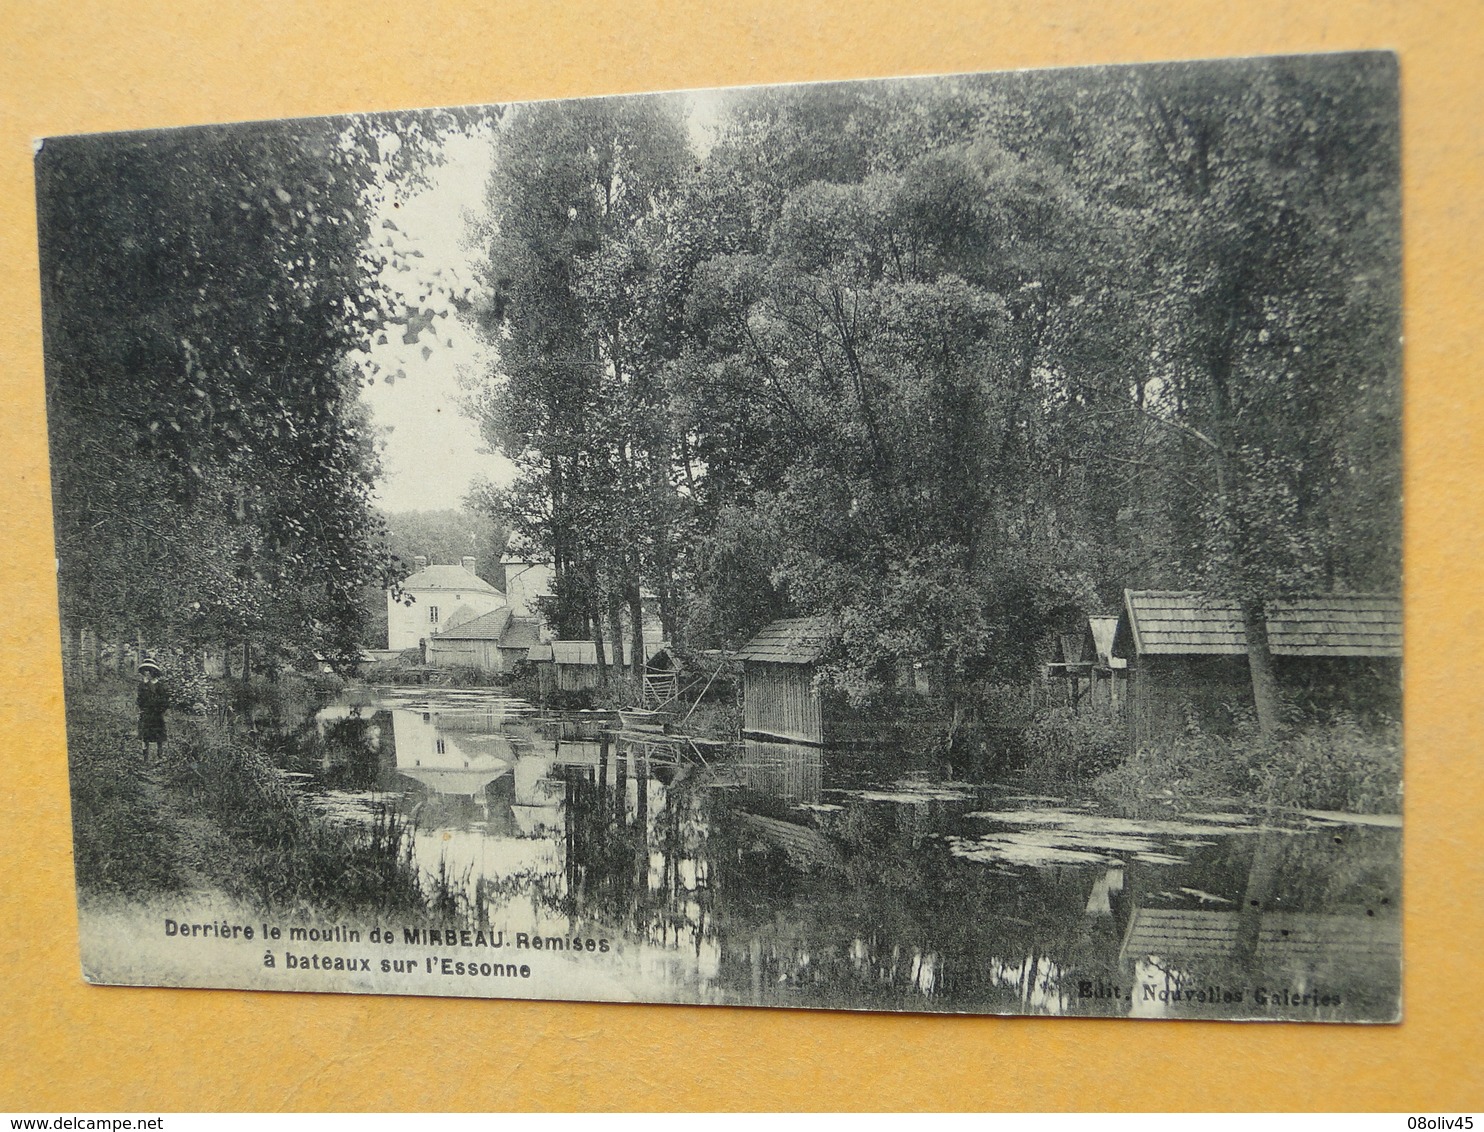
1103;54;1401;730
465;95;690;674
38;110;480;671
673;94;1137;695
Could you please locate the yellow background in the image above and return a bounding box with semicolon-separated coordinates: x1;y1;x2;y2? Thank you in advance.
1;0;1480;1112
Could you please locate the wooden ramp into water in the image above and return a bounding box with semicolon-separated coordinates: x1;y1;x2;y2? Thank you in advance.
736;811;844;872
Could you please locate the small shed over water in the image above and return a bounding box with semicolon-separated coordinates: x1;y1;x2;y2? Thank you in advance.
735;616;837;745
1113;590;1401;741
521;640;605;701
551;641;604;693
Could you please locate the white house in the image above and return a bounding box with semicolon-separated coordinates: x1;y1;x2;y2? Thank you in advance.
387;555;507;652
498;551;555;625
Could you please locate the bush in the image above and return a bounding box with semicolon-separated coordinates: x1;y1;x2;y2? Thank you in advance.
677;700;741;740
1250;714;1402;814
1091;730;1244;802
1093;713;1402;813
301;670;348;699
440;665;503;687
168;717;425;913
504;666;541;704
1022;708;1126;781
158;663;213;716
358;660;406;685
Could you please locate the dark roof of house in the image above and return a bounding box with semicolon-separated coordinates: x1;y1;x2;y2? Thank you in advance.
435;608;511;640
1116;590;1401;659
1266;594;1402;657
401;564;501;595
733;616;835;665
498;617;543;650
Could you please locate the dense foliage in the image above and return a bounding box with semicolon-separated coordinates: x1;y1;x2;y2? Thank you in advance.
465;54;1401;723
39;111;478;670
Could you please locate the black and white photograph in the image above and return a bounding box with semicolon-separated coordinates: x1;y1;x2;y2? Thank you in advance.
38;51;1402;1022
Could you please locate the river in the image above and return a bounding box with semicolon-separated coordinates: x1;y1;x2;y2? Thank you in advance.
282;686;1401;1021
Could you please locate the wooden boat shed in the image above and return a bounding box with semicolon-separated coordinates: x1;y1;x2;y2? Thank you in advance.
426;609;544;674
1112;590;1402;743
521;640;605;699
735;615;838;745
550;641;604;692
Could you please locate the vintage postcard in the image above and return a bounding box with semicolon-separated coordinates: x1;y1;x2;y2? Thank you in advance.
38;51;1402;1021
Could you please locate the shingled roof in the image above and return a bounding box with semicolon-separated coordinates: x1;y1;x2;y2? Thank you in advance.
437;608;511;640
733;615;835;665
498;617;544;650
1266;594;1402;657
1115;591;1401;659
1120;906;1401;969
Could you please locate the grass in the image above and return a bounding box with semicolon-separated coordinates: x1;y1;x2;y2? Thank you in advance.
65;679;428;916
1091;714;1402;814
67;703;188;896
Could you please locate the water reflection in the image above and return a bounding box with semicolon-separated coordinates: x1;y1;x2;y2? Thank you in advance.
292;689;1400;1020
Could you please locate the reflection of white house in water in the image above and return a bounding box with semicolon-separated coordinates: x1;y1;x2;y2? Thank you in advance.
390;710;568;840
511;752;563;835
391;709;512;797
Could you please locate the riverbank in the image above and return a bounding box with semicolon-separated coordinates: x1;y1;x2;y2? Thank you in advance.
65;679;428;915
1089;717;1403;815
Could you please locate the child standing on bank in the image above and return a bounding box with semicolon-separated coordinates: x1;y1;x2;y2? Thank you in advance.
137;658;168;762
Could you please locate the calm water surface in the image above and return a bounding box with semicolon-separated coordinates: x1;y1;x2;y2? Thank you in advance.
283;687;1401;1020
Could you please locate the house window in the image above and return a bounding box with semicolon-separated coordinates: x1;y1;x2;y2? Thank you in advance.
429;605;439;624
436;738;446;755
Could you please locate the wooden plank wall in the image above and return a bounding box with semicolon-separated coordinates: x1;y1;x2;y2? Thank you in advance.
427;638;506;672
1126;657;1253;748
557;663;602;692
743;662;824;745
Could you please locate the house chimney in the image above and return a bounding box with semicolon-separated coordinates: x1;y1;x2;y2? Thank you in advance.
461;556;477;575
413;555;427;571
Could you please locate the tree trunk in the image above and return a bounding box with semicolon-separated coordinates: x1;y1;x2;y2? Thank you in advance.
1241;599;1282;735
590;627;608;687
606;592;626;679
1197;276;1283;736
628;577;645;673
